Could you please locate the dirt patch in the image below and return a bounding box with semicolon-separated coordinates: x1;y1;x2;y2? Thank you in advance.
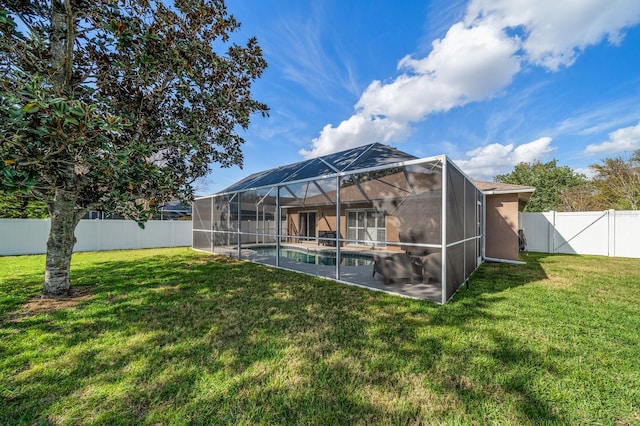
12;286;95;320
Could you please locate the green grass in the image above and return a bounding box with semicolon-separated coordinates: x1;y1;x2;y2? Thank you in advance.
1;248;639;425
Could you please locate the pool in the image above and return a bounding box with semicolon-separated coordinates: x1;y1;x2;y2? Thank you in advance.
249;246;373;266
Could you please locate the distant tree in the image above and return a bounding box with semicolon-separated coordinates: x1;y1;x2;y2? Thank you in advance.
495;160;588;212
0;1;268;296
590;150;640;210
558;183;598;212
0;192;48;218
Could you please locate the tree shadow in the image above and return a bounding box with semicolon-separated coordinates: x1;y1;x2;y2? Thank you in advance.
0;249;577;424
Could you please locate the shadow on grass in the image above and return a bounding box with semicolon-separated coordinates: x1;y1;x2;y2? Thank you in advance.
1;250;574;424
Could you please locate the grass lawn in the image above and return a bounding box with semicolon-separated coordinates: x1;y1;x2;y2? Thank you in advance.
1;248;639;425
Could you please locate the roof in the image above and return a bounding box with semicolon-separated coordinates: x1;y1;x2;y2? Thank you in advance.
212;143;536;206
219;143;418;193
473;180;535;202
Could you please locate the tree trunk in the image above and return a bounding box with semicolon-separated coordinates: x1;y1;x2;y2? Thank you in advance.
44;1;81;297
43;189;84;296
50;0;74;93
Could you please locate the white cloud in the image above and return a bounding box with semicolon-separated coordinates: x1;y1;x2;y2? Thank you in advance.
584;121;640;155
300;0;640;159
299;113;411;158
466;0;640;70
357;22;521;122
454;137;555;179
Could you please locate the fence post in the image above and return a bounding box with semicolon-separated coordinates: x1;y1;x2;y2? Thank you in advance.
548;210;556;254
97;220;102;251
608;209;616;257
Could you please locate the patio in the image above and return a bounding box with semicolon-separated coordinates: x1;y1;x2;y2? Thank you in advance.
213;242;443;300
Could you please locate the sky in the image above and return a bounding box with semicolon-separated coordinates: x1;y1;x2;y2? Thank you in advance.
196;0;640;195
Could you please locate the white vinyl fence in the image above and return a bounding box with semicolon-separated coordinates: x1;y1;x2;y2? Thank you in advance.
0;219;192;256
519;210;640;258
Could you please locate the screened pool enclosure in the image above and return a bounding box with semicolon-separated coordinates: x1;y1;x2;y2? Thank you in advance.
193;143;483;303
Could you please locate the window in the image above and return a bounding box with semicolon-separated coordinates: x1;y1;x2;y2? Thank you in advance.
346;209;386;246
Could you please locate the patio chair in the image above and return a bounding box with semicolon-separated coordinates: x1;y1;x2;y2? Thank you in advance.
372;253;415;284
398;228;441;282
418;252;442;284
399;229;437;256
318;230;337;246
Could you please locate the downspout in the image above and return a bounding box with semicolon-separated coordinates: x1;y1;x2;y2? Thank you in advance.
483;256;526;265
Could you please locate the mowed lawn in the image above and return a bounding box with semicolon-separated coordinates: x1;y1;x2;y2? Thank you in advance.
1;248;639;425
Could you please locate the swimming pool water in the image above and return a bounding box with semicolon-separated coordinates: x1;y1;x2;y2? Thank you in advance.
250;246;373;266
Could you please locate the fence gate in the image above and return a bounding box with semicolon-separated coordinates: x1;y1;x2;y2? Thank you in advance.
519;210;640;258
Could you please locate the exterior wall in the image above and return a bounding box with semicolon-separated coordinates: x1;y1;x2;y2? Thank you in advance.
285;211;299;240
485;193;520;261
285;203;372;246
392;196;442;245
385;213;402;252
284;206;339;243
317;208;337;233
283;199;439;253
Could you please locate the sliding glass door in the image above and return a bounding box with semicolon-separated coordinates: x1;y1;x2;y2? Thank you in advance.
298;211;317;242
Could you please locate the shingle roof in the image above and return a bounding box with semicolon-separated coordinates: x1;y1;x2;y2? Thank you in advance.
472;180;535;202
472;180;535;193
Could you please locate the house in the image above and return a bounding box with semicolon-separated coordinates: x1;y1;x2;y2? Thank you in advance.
84;200;192;221
192;143;534;303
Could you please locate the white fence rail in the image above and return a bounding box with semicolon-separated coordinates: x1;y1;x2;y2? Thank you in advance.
0;219;192;256
519;210;640;258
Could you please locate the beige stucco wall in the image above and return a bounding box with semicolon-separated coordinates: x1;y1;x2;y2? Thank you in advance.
285;197;441;253
485;193;520;261
285;203;372;246
284;206;343;244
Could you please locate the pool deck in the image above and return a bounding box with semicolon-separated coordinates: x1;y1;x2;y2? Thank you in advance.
208;242;443;303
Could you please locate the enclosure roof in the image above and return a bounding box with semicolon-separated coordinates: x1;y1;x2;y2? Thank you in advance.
219;143;419;193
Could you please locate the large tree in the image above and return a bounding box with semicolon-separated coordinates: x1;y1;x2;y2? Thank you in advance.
557;183;598;212
495;159;588;212
0;0;268;296
590;150;640;210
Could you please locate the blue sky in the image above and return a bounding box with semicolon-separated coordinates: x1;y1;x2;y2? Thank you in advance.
197;0;640;195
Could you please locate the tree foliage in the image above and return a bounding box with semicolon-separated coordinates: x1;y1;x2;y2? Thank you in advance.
557;183;599;212
0;191;48;218
0;0;268;295
590;150;640;210
495;160;588;212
